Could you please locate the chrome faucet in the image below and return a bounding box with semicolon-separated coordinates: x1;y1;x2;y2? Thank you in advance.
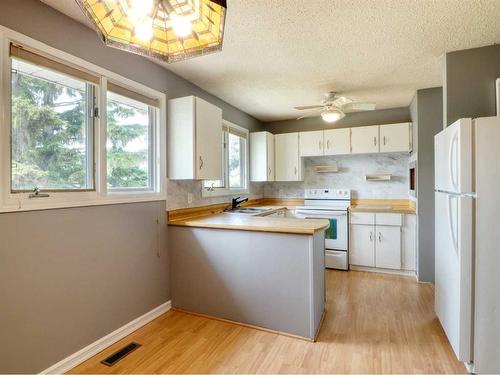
231;196;248;210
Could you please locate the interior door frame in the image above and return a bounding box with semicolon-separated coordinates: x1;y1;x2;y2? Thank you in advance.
496;78;500;116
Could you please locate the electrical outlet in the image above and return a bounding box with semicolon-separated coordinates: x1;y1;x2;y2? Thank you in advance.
187;192;193;204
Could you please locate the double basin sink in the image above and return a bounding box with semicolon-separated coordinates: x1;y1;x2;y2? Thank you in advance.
224;207;273;215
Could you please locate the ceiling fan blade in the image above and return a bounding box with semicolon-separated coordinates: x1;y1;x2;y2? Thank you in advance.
296;108;323;120
294;105;324;110
331;96;352;107
341;102;376;113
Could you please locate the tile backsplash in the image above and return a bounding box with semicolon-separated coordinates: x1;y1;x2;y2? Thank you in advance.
263;153;410;199
167;180;263;211
167;153;410;210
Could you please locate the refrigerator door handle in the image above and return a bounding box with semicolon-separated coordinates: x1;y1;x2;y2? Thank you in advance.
449;133;459;191
447;194;459;255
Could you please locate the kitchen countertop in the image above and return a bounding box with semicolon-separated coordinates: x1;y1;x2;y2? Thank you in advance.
349;199;416;214
168;211;330;235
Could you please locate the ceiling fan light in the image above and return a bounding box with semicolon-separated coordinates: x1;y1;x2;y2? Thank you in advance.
321;109;343;123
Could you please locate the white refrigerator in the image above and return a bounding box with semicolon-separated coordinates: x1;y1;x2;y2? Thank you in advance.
434;117;500;373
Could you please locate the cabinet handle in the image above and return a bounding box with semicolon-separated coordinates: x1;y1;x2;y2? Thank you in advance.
378;232;382;242
370;231;373;241
319;140;322;150
374;136;377;146
199;156;204;170
383;136;386;146
268;167;271;176
294;166;297;175
326;140;330;150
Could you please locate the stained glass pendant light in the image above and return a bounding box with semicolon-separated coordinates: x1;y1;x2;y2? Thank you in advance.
76;0;227;63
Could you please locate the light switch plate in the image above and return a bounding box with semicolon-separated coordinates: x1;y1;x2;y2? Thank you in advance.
187;192;193;204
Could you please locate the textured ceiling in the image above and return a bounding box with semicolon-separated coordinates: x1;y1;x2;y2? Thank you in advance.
41;0;500;121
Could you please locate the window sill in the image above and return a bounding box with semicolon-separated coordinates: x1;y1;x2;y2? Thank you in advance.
201;188;249;198
0;193;166;213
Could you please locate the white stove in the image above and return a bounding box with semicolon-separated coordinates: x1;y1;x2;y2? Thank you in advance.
295;189;351;270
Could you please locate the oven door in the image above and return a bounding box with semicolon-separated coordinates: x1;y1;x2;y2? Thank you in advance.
295;209;348;251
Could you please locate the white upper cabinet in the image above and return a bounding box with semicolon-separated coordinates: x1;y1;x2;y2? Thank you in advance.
324;128;351;155
350;125;380;154
299;130;324;157
168;96;223;180
250;131;275;181
380;123;411;153
275;132;302;181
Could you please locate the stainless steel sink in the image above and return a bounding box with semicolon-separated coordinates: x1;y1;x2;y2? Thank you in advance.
225;207;272;215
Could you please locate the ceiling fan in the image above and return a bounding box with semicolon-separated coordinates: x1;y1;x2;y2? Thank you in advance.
294;92;376;122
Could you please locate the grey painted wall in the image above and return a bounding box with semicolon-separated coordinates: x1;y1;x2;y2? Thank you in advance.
0;0;262;373
169;226;325;339
0;202;169;373
445;44;500;126
411;87;443;283
264;107;410;133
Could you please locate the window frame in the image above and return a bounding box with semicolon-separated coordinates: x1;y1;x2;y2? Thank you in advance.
9;60;98;193
202;120;249;197
0;27;167;213
105;83;158;193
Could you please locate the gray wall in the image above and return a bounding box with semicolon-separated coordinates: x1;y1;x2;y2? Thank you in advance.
0;0;262;373
0;202;169;373
445;44;500;126
264;107;410;133
411;87;443;283
169;227;325;339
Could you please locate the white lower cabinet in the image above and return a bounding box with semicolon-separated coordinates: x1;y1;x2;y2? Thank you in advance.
350;224;375;267
350;212;406;271
375;225;401;269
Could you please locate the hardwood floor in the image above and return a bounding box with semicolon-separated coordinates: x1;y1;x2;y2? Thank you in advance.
70;270;466;374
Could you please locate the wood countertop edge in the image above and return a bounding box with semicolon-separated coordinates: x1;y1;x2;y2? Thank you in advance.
168;219;329;235
168;213;330;235
349;206;416;214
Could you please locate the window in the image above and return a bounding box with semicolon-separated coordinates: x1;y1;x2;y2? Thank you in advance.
106;83;158;191
10;51;96;192
1;34;166;213
203;121;249;196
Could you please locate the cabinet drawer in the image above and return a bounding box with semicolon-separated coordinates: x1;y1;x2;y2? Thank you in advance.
350;212;375;225
375;213;402;226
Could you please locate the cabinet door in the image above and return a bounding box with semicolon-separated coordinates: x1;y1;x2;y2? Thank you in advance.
324;128;351;155
380;123;410;153
250;131;274;181
350;224;375;267
266;132;275;181
375;225;401;269
402;214;417;271
299;130;324;157
195;97;223;180
351;126;380;154
275;133;300;181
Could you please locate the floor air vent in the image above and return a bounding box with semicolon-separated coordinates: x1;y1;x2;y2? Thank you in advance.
101;342;141;366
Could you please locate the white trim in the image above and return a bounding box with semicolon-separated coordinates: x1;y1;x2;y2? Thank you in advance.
40;301;171;375
350;265;417;279
0;26;168;213
496;78;500;116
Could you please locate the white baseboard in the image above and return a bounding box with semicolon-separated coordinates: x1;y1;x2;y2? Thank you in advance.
40;301;171;374
350;265;417;279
